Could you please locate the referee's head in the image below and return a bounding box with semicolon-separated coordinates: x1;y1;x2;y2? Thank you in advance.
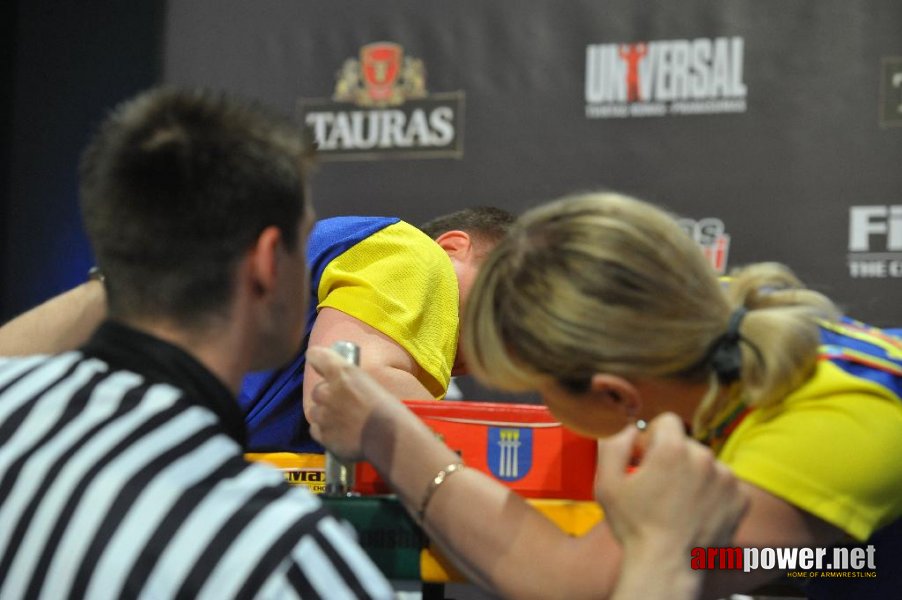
78;87;316;371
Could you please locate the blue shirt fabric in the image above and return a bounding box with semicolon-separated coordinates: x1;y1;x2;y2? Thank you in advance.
237;216;399;452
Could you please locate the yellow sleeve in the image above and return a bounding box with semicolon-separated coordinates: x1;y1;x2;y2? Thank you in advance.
316;221;458;398
718;361;902;541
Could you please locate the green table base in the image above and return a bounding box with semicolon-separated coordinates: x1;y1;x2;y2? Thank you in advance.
322;495;426;580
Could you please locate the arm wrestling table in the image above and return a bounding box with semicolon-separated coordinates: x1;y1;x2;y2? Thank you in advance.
246;400;602;597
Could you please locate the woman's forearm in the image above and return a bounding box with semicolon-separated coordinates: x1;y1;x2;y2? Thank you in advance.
359;401;621;599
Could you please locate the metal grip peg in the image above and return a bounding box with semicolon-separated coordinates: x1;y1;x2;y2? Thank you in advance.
324;341;360;497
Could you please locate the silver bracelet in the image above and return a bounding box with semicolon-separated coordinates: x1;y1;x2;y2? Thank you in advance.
418;463;465;523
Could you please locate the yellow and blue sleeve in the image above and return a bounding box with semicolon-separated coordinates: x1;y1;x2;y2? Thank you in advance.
316;221;458;398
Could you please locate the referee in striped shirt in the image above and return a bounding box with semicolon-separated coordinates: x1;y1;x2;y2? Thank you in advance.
0;88;393;599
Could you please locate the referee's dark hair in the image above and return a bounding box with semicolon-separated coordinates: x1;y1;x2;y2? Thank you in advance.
79;87;314;326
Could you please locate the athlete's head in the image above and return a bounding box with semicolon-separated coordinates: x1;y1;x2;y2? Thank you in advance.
420;206;516;375
462;192;837;437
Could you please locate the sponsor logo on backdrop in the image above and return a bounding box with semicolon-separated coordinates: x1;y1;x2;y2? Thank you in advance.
880;57;902;127
299;42;464;160
488;428;532;482
678;217;731;274
585;37;747;119
848;205;902;278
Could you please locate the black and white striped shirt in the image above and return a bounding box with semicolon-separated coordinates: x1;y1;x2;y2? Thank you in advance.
0;321;392;599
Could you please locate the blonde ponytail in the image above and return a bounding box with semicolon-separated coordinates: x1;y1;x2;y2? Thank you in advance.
694;263;840;434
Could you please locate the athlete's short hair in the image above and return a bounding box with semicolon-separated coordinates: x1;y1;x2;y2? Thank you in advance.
419;206;515;253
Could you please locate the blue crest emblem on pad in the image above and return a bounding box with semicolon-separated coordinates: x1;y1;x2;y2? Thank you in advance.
488;427;532;482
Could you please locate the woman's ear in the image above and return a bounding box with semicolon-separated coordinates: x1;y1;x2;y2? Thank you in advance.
588;374;642;419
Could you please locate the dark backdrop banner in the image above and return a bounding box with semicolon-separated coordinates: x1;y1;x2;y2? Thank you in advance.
4;1;899;329
164;0;902;327
2;0;163;323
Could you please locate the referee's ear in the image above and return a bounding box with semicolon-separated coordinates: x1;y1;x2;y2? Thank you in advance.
246;225;284;298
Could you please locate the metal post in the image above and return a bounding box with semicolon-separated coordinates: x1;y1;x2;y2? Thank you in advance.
324;340;360;497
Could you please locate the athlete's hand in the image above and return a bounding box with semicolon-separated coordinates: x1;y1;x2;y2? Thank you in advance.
595;413;748;554
306;345;412;462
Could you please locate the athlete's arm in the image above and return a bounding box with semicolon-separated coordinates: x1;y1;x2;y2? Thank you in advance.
0;281;107;356
307;348;748;600
302;307;435;422
700;382;895;597
599;417;747;600
700;483;844;598
306;345;622;598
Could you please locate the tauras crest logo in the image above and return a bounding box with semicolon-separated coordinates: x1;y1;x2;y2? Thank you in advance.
585;36;748;119
334;42;425;107
299;42;465;160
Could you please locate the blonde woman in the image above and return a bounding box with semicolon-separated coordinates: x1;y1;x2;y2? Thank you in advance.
307;193;902;598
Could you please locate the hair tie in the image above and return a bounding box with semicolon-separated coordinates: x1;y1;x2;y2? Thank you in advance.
709;307;748;384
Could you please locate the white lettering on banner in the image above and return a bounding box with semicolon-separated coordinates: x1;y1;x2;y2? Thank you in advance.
585;37;747;119
849;205;902;251
670;99;747;114
305;107;456;151
585;104;629;118
847;205;902;278
848;259;902;278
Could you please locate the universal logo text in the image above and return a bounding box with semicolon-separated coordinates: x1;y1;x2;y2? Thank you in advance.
585;37;747;119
